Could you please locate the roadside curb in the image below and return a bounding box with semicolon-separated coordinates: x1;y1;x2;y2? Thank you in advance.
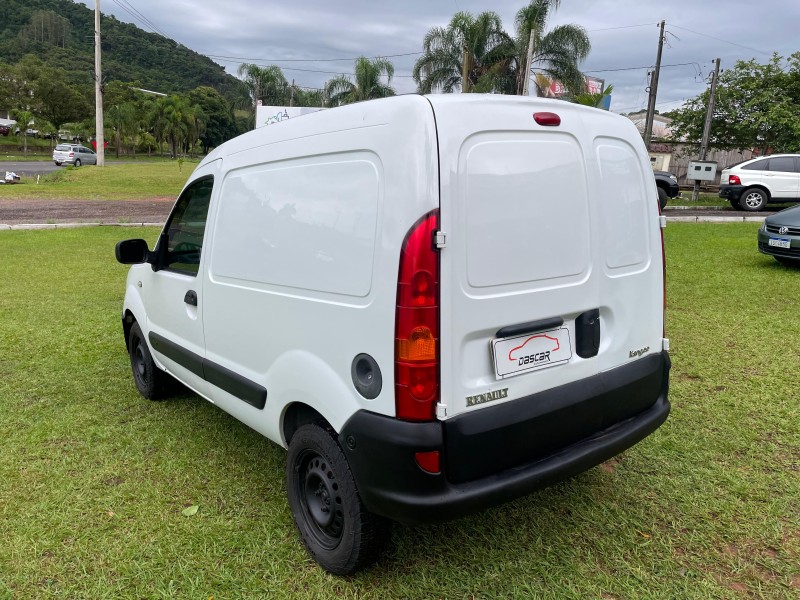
665;215;765;223
0;222;164;230
0;217;767;230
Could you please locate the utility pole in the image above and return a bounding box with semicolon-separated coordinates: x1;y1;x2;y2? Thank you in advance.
94;0;105;167
461;44;471;93
643;20;665;150
692;58;721;201
522;28;535;96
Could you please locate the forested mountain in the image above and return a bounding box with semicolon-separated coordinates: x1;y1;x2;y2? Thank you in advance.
0;0;244;101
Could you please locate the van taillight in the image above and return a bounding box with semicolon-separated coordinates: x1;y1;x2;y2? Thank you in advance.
728;174;741;185
69;152;74;157
395;210;439;421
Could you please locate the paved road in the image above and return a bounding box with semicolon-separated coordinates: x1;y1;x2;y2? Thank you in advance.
0;161;61;177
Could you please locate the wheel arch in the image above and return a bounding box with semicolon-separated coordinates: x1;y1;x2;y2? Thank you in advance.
282;402;329;446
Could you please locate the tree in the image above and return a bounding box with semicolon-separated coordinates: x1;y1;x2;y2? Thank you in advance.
574;84;613;109
324;57;396;107
12;109;34;155
413;11;513;93
668;54;800;153
33;66;91;137
513;0;591;96
187;86;237;153
237;63;290;110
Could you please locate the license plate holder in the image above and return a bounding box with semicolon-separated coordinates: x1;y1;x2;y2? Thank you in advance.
769;237;791;249
492;327;572;379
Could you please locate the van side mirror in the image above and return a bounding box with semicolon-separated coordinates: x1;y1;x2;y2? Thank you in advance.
115;238;150;264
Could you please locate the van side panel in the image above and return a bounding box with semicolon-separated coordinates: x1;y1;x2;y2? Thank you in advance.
212;153;380;297
198;96;440;443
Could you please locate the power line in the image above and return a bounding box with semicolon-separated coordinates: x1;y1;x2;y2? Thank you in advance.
668;24;770;56
585;61;700;74
586;23;657;32
205;51;423;63
108;0;169;38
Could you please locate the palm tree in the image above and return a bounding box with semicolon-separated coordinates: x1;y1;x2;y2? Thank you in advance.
413;11;514;94
237;63;290;110
514;0;591;96
324;57;396;107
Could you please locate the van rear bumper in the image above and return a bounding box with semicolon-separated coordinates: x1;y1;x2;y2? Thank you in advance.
339;351;670;524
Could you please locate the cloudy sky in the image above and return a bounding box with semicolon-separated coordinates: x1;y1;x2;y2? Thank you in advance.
79;0;799;113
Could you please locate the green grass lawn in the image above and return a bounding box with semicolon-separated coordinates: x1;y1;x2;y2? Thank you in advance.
0;224;798;598
0;163;194;201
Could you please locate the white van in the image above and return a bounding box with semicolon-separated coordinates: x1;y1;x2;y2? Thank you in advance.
115;94;670;575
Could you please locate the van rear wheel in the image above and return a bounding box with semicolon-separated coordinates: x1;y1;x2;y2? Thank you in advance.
286;423;390;574
128;322;173;400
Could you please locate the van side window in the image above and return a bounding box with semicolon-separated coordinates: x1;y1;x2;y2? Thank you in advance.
162;177;213;276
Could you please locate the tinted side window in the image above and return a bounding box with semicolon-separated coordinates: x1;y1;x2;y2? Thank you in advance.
768;157;797;172
742;159;768;171
163;177;213;276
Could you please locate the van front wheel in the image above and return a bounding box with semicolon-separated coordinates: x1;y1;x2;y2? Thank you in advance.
128;322;173;400
286;423;390;575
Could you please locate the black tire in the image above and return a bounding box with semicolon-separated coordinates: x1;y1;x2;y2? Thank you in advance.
128;321;173;400
54;161;61;166
739;187;768;211
286;423;390;575
775;256;800;267
74;158;81;167
657;187;668;211
729;198;742;210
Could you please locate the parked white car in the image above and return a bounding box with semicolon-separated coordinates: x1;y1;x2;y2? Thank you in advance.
719;154;800;211
53;144;97;167
115;94;671;574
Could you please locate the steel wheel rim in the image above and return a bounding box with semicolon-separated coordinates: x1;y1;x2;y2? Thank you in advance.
296;450;344;550
744;192;762;208
132;339;147;382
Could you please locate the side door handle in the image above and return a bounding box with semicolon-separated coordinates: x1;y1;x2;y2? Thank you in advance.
184;290;198;306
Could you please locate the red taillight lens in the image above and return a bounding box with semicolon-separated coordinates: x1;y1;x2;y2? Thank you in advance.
533;112;561;126
395;210;440;421
729;174;741;185
69;152;74;157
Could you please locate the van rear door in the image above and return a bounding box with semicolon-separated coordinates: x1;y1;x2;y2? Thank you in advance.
429;96;663;420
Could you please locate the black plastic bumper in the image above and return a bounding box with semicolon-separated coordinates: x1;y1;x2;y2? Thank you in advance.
719;185;745;200
340;351;670;524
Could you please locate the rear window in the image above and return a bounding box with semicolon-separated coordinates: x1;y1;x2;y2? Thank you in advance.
55;145;70;151
742;159;769;171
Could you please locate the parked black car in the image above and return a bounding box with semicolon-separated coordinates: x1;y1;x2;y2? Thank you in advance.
654;171;680;210
758;204;800;265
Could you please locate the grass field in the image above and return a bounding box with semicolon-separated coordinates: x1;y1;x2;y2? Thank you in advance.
0;224;798;599
0;163;194;201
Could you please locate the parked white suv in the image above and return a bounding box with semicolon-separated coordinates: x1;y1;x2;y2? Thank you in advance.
115;95;671;574
719;154;800;211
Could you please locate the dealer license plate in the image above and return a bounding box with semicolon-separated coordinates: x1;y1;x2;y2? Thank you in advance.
492;327;572;379
769;237;791;249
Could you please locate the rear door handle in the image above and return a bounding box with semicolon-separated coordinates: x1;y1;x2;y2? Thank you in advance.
184;290;197;306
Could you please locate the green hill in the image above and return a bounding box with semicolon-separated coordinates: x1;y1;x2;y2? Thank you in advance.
0;0;244;101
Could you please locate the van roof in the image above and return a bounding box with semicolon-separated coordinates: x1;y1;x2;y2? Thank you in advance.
197;94;630;170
